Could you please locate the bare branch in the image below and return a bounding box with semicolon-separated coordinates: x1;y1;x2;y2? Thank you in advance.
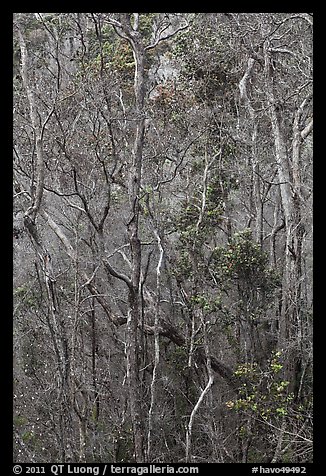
145;19;189;51
147;228;164;461
102;258;133;290
301;118;313;139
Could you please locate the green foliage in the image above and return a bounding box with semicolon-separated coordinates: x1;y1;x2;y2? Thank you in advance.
82;14;158;79
22;430;35;443
207;172;239;203
173;250;193;281
81;38;134;79
102;39;135;74
80;29;135;80
226;352;294;420
174;194;221;247
171;20;238;102
213;229;281;293
190;293;222;313
177;204;199;231
14;415;28;427
173;169;238;248
91;404;98;423
138;13;157;39
14;285;28;296
14;285;38;309
166;346;188;373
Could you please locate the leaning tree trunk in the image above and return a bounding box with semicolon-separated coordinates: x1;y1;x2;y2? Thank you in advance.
16;17;75;461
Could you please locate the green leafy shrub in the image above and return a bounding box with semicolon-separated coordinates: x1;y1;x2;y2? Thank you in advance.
213;228;281;294
226;351;294;420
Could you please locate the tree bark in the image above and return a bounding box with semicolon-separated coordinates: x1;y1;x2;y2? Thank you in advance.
263;37;312;396
107;15;146;462
16;19;74;461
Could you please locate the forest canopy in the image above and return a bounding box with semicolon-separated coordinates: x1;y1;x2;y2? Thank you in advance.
13;12;313;464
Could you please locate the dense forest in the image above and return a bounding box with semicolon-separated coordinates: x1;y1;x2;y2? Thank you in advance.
13;13;313;464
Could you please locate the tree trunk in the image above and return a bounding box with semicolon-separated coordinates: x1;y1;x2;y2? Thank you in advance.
108;16;147;462
16;18;76;461
263;40;312;396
